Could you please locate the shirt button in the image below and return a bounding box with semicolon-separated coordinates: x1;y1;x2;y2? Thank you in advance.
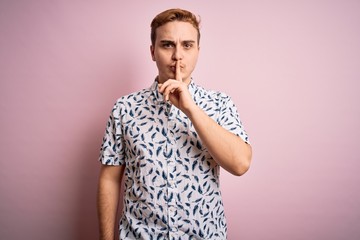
169;179;175;186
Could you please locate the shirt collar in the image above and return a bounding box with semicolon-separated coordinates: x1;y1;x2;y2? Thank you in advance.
150;78;196;104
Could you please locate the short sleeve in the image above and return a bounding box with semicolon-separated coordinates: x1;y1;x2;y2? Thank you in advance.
218;96;250;144
98;101;126;165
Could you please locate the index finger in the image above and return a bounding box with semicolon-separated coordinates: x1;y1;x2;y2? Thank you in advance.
176;60;182;82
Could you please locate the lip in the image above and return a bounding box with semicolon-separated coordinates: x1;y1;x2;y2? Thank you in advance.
170;65;184;72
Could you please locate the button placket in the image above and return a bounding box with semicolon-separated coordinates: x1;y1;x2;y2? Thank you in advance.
166;104;178;236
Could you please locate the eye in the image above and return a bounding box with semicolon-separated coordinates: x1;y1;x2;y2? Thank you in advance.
162;43;174;48
184;43;193;49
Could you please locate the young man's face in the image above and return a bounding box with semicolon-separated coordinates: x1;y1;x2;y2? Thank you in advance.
151;21;200;84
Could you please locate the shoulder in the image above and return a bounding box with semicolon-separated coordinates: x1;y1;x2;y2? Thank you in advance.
111;87;152;117
114;87;152;107
193;82;231;104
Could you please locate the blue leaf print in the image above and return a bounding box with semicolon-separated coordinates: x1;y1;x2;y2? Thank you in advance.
161;215;167;224
157;190;163;200
199;229;204;238
163;149;173;158
186;146;192;154
194;175;199;183
151;132;156;140
147;125;154;132
193;205;199;215
151;175;157;183
99;82;248;239
182;174;190;180
156;146;162;156
168;192;173;203
196;140;202;150
187;191;192;199
162;171;167;180
195;220;200;227
161;127;166;137
198;185;203;194
199;165;204;171
192;160;198;171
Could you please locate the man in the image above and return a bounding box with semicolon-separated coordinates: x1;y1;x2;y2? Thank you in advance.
97;8;252;240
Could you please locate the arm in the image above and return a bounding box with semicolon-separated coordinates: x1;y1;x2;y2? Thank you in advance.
186;104;252;176
97;164;125;240
159;61;252;176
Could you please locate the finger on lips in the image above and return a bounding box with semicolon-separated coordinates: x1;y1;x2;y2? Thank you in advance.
176;60;182;82
158;60;182;101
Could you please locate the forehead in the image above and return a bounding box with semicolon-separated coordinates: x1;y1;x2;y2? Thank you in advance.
155;21;198;42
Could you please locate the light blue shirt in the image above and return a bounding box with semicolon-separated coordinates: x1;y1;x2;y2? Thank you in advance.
99;80;249;240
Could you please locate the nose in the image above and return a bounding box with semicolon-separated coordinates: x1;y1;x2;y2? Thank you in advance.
172;45;183;61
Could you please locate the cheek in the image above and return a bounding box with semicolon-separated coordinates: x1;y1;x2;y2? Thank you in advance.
155;58;168;72
156;58;166;68
189;57;198;69
155;53;168;64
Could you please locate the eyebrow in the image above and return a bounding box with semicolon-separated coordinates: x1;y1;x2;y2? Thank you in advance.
160;40;196;44
160;40;175;45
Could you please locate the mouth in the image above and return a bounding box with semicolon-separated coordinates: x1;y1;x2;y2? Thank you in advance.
170;65;184;73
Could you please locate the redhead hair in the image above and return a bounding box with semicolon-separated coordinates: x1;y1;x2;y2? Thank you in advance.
150;8;201;46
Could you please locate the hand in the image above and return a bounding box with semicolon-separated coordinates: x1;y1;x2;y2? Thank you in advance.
158;61;196;114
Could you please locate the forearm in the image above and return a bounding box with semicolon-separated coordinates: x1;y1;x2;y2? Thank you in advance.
186;105;252;176
158;75;252;175
97;166;124;240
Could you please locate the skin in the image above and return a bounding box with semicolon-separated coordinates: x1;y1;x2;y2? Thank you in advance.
154;21;252;175
97;20;252;240
97;164;124;240
150;21;199;85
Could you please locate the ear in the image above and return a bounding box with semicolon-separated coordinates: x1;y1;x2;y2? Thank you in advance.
150;45;156;61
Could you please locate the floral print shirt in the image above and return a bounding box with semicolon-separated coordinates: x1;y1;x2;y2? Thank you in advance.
99;80;249;240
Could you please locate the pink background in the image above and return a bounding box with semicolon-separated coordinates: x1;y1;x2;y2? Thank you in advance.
1;1;359;239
